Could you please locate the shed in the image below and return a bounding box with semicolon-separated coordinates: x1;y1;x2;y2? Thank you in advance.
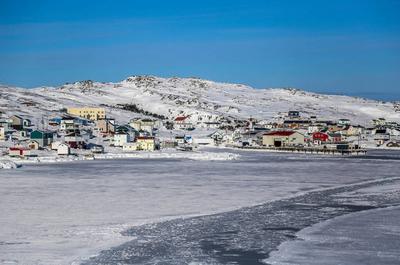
57;144;70;155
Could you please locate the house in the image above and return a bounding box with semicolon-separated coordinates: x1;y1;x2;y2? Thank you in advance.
201;121;221;129
30;130;54;147
51;141;62;150
116;125;138;139
342;125;364;136
60;117;80;133
208;131;225;144
57;143;70;155
338;119;351;126
123;137;156;151
283;120;311;129
67;107;106;120
138;129;151;137
114;132;130;147
0;127;5;141
140;119;156;134
8;147;31;157
18;129;30;139
175;136;186;145
193;137;214;146
95;118;115;135
64;132;85;149
27;140;40;150
11;115;24;130
0;118;12;131
374;129;390;145
136;136;155;151
388;128;400;136
23;119;32;128
308;125;325;134
174;116;194;130
312;132;329;143
80;129;93;142
262;131;305;147
49;117;62;126
90;145;104;154
129;118;156;133
372;118;387;126
174;135;193;145
122;142;139;151
327;132;342;143
288;111;300;119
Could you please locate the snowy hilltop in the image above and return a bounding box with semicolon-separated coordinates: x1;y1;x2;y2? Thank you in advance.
1;75;399;125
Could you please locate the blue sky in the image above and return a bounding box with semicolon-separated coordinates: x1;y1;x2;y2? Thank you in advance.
0;0;399;100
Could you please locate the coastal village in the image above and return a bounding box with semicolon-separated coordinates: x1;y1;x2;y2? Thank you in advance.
1;106;400;166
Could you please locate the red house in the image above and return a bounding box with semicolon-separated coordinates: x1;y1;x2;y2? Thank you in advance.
313;132;342;144
328;132;342;143
8;147;31;157
312;132;329;142
174;116;188;122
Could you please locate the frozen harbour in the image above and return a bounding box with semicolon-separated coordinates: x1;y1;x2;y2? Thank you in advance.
1;149;400;264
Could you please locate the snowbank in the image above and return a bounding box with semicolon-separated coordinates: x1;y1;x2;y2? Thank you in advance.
0;160;18;169
94;150;239;161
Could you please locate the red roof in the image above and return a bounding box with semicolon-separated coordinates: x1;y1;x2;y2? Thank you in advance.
264;131;296;136
174;116;187;122
9;147;29;151
137;136;154;140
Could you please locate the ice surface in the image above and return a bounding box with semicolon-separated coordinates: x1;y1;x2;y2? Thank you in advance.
82;176;400;265
1;149;400;264
266;206;400;265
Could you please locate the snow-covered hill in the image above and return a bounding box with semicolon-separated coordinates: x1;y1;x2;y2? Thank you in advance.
1;76;399;125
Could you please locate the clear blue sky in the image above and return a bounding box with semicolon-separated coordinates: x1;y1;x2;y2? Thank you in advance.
1;0;399;100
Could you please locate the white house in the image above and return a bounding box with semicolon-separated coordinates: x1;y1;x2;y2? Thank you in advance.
193;137;214;145
122;142;138;151
51;141;62;150
174;116;194;130
338;119;351;126
208;131;225;144
0;127;5;141
129;118;156;134
114;132;130;147
389;128;400;136
201;121;221;129
57;144;70;155
262;131;305;147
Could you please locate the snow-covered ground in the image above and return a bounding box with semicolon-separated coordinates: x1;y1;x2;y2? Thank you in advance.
1;149;400;264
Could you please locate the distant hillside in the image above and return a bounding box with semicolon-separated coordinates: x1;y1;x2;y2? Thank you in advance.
1;76;399;125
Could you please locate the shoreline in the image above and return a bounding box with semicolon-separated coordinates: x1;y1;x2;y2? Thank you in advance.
2;146;400;170
0;149;240;169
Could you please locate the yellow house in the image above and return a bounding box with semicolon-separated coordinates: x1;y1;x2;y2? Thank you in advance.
136;137;155;151
67;107;106;120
